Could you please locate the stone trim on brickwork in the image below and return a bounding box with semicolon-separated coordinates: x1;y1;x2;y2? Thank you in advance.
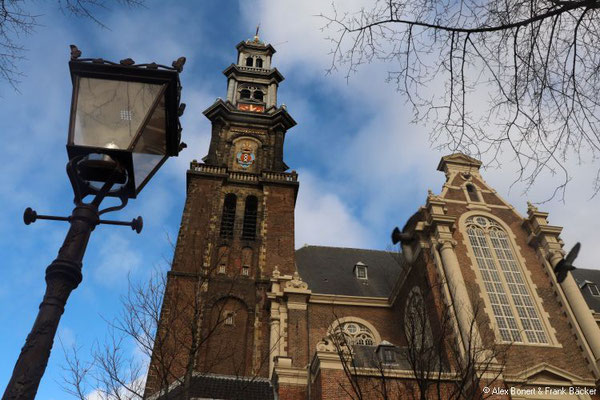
310;350;472;381
458;211;560;348
309;293;390;307
437;154;523;219
273;356;308;386
267;269;312;379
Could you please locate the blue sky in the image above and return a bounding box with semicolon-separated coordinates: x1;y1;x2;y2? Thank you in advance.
1;1;598;398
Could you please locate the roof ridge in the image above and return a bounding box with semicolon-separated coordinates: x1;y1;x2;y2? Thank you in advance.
297;244;396;253
191;372;271;382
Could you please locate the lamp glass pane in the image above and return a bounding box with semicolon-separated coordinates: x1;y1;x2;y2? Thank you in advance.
74;77;163;150
132;93;167;190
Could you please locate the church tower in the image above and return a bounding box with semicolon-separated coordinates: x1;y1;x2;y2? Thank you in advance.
145;35;297;396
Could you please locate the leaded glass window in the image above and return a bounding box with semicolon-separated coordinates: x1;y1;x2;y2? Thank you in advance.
465;216;548;344
333;322;376;346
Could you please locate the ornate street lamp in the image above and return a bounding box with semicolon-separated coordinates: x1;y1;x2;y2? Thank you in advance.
2;46;186;400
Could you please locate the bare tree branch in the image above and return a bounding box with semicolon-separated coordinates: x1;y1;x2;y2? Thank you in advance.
0;0;145;91
321;0;600;200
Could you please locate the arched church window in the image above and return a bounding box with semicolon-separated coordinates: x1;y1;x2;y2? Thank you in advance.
245;56;253;67
241;196;258;240
240;89;251;99
253;90;264;102
465;215;548;344
466;183;480;202
255;57;263;68
219;194;236;238
332;322;375;346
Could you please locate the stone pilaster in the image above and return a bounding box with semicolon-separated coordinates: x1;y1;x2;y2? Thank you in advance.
526;203;600;367
426;191;484;355
268;268;312;378
268;269;310;397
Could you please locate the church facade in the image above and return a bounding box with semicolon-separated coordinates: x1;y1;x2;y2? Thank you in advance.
144;37;600;400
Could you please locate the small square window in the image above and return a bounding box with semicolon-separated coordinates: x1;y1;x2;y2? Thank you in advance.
383;349;396;364
356;266;367;279
242;266;249;276
589;284;600;296
225;313;234;326
218;264;226;274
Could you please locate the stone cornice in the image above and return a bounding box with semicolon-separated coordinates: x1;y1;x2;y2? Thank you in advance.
274;357;308;386
310;351;479;382
308;293;390;307
187;163;299;188
235;40;277;55
223;63;285;83
203;98;296;130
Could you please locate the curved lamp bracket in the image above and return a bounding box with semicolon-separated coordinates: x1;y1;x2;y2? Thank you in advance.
24;155;143;233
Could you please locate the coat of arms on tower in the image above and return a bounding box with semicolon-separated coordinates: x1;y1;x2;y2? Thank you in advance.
236;141;255;168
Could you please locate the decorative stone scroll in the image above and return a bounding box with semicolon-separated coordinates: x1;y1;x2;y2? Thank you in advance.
315;336;351;355
427;189;443;202
316;337;336;352
527;201;538;213
285;271;308;290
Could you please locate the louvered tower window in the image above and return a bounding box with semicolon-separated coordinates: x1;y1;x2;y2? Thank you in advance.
241;196;258;240
219;194;237;238
465;216;548;344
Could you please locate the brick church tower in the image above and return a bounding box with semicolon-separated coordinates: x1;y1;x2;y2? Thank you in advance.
145;35;297;397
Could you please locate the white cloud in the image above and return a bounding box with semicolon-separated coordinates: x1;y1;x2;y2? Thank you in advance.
294;170;373;249
246;0;600;269
92;232;142;286
165;89;215;178
58;326;77;349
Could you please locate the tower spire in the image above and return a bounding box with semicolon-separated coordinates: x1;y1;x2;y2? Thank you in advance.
254;23;260;42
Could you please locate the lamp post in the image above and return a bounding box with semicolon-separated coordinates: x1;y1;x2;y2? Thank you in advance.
2;46;187;400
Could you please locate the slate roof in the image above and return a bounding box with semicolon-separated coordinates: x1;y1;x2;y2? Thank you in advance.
351;345;446;371
152;374;275;400
295;245;403;297
572;268;600;313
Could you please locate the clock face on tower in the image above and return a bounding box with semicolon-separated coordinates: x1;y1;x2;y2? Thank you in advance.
238;103;265;113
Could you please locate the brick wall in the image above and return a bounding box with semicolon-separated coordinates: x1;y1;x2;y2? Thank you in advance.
278;383;308;400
